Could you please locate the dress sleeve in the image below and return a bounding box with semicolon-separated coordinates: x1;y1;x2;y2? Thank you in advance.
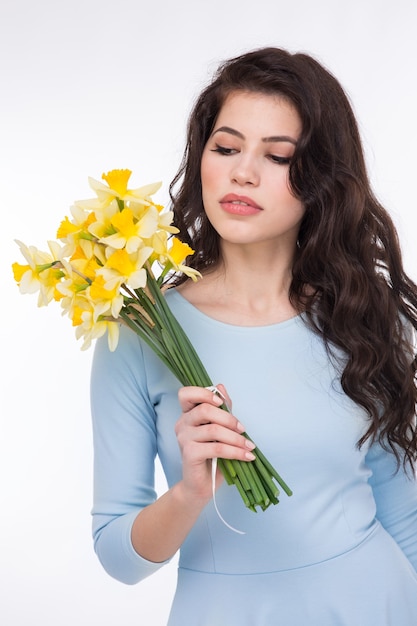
90;325;171;584
366;441;417;571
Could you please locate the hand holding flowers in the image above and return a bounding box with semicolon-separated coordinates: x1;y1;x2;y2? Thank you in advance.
12;169;292;514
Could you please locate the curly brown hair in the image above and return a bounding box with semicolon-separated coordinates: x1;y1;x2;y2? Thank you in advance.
169;47;417;472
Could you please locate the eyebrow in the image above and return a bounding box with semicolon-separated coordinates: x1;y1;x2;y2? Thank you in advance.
212;125;297;146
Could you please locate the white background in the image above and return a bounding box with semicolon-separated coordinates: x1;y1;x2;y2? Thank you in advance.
1;1;416;624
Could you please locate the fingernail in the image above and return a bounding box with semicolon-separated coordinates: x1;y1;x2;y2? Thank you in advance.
236;421;246;432
245;439;256;451
245;451;256;461
212;394;223;405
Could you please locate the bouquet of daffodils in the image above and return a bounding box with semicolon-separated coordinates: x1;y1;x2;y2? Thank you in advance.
12;169;292;513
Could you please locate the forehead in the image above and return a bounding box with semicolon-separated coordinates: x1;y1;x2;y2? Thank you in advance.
214;90;302;137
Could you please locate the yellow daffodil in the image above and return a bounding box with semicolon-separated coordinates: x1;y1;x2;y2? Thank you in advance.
57;277;86;306
102;169;132;196
55;259;91;320
76;315;120;352
86;169;162;209
71;239;103;267
13;240;66;305
76;238;107;267
88;275;124;320
85;202;120;242
169;237;194;265
12;262;30;283
99;246;153;290
72;298;120;351
146;230;170;260
154;207;179;235
98;205;159;253
159;237;202;282
57;206;96;244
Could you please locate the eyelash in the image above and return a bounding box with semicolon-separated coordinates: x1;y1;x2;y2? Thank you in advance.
211;145;291;165
211;145;236;156
269;155;291;165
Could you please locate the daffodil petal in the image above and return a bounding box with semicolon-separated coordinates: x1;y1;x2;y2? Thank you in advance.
130;181;162;198
107;322;120;352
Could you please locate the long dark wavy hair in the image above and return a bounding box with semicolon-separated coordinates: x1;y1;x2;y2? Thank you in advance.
169;47;417;471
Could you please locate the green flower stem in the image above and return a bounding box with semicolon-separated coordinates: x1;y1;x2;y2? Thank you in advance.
233;459;252;492
120;267;292;513
147;272;212;384
217;459;234;484
253;454;280;501
160;328;197;385
232;476;254;509
251;441;293;497
119;309;184;381
242;458;270;506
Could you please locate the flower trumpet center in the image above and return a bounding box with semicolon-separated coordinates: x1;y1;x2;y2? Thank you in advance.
102;169;132;196
170;237;195;264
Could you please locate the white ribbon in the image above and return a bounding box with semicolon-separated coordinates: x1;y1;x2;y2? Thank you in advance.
206;386;245;535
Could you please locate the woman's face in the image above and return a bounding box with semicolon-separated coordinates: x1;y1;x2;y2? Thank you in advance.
201;90;304;252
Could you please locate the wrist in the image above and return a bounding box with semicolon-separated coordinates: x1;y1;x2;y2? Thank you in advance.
172;480;212;515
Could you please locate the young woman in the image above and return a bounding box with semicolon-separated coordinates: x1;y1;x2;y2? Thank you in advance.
90;47;417;624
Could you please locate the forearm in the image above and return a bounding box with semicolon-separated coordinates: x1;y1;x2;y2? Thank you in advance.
131;480;211;563
132;385;253;563
367;442;417;570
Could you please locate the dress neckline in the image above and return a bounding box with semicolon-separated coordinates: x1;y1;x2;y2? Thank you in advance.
167;288;304;332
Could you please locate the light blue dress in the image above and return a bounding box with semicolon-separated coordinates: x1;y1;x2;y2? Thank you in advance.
91;289;417;625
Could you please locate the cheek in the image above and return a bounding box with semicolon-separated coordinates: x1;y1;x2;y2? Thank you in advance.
200;152;215;192
290;200;305;226
293;197;305;216
201;148;226;192
281;175;304;215
200;156;213;213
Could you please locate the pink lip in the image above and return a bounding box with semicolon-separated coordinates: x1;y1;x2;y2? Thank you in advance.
219;194;262;216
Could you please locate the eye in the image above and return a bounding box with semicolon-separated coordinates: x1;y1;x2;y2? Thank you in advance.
268;155;291;165
210;144;238;156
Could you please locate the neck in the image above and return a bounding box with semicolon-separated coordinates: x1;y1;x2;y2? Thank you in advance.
179;242;299;326
219;237;295;290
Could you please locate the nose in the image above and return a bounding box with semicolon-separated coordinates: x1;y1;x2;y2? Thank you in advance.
231;154;260;186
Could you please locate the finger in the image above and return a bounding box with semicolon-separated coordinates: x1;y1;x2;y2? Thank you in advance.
178;386;223;412
193;423;256;453
183;438;256;464
182;401;246;434
213;383;233;411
